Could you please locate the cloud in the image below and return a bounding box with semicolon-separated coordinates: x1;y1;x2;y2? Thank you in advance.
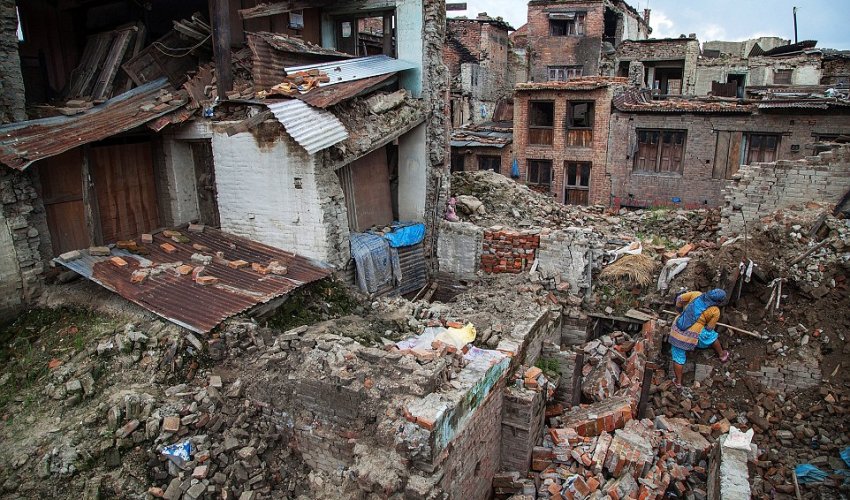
650;10;676;38
699;23;727;41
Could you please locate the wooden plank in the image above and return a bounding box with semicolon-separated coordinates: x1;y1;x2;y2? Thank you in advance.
224;110;273;136
81;146;103;246
382;12;394;56
446;3;467;10
239;0;332;19
712;131;731;179
92;28;135;100
348;147;393;232
115;23;147;95
210;0;234;97
727;131;743;177
68;32;113;98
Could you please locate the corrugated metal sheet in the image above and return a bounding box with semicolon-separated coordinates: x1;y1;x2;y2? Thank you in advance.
265;99;348;154
54;226;333;333
0;78;185;170
286;55;417;87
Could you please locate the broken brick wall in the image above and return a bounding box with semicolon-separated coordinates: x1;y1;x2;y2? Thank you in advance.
437;378;506;500
481;228;539;274
0;168;49;319
822;57;850;87
607;111;850;209
610;38;700;94
526;0;606;82
721;145;850;234
0;0;25;123
536;227;603;294
500;385;545;472
695;52;823;96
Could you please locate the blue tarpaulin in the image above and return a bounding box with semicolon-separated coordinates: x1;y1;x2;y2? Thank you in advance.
379;222;426;248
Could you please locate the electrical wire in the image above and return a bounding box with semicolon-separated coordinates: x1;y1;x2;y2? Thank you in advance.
152;34;211;58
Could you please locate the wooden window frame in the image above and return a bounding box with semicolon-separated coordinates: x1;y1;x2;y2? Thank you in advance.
773;69;793;85
633;128;687;174
528;100;555;146
549;14;585;36
527;159;553;189
744;133;780;164
565;161;591;205
477;155;501;174
547;65;583;82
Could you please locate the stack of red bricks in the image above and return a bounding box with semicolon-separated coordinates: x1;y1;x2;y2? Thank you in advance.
480;228;539;274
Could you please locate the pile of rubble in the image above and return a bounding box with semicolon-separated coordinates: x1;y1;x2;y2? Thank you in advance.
450;170;720;245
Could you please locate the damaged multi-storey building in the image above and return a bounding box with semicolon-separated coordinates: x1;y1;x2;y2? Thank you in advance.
0;0;450;320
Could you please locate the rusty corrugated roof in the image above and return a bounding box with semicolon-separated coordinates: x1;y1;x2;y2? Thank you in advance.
295;73;397;108
247;32;352;90
54;226;333;333
0;78;186;170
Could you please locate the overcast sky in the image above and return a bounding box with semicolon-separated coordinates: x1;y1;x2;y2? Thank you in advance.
453;0;850;50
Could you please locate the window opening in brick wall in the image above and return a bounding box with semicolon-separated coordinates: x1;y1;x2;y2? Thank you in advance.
527;159;552;190
566;101;594;147
528;101;554;145
744;133;779;164
451;153;465;172
774;69;793;85
547;65;583;82
633;129;686;174
549;13;585;36
565;161;591;205
477;155;501;174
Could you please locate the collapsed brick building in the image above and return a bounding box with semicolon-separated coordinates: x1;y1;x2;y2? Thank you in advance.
444;14;516;128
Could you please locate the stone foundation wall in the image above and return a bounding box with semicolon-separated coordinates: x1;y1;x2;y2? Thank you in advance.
0;169;50;319
0;0;25;123
722;145;850;234
436;220;483;278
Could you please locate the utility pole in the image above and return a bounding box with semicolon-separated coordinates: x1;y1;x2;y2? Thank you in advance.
793;6;798;44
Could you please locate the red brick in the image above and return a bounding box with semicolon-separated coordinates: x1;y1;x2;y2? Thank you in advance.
160;242;177;254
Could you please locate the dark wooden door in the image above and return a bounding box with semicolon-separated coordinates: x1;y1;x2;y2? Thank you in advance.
90;141;160;242
191;140;220;227
36;149;90;255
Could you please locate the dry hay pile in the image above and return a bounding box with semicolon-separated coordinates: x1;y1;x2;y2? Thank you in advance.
599;254;658;287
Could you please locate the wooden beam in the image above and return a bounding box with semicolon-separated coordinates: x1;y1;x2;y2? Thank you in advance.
382;11;394;56
224;110;273;136
209;0;233;98
446;3;468;11
239;1;335;20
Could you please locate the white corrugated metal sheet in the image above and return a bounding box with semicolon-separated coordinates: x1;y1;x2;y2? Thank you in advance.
266;99;348;154
286;55;417;87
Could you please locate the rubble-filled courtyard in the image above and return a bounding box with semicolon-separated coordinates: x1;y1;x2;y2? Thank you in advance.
0;0;849;499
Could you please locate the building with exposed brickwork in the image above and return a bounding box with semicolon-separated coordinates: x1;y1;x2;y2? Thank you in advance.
513;77;628;205
606;88;850;208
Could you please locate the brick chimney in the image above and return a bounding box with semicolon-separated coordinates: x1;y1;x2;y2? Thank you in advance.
643;9;651;26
